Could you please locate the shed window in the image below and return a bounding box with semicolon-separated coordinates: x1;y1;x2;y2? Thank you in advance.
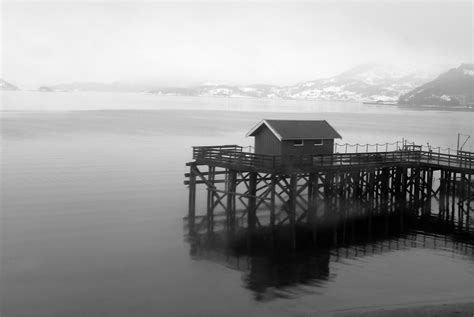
314;139;323;146
293;140;304;146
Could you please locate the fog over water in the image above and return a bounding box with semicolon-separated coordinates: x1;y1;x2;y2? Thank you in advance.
1;91;473;316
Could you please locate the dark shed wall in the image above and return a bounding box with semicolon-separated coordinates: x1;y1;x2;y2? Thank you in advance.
281;139;334;156
254;125;281;155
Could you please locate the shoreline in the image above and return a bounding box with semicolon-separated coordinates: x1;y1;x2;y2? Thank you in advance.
334;299;474;316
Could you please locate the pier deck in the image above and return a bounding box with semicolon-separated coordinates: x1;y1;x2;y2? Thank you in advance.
191;145;473;173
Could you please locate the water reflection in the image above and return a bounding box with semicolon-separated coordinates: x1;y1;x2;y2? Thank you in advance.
186;214;474;301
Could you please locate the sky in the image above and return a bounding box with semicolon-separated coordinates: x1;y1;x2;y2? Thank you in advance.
1;0;473;88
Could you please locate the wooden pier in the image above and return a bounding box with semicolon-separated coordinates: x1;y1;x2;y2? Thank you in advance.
185;145;474;249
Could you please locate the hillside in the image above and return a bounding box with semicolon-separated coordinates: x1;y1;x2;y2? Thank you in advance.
278;63;433;102
0;79;19;91
38;86;54;92
398;64;474;107
150;64;435;102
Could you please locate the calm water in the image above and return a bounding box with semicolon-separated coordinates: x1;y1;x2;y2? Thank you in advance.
1;91;474;316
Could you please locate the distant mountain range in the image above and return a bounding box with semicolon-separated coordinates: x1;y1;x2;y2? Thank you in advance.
38;86;54;92
399;64;474;107
150;63;435;102
3;63;472;107
33;63;432;102
0;79;19;91
49;81;164;93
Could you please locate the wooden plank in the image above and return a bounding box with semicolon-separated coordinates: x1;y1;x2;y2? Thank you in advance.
209;188;271;200
185;171;229;177
184;180;226;185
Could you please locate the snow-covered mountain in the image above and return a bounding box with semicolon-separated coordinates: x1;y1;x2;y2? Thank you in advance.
150;63;436;102
278;63;435;102
150;84;282;99
0;79;19;91
399;64;474;107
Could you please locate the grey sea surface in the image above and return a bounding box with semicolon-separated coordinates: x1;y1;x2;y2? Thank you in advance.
1;91;473;316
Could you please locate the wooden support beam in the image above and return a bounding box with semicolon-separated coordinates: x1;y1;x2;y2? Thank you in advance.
226;170;237;233
414;167;421;214
270;174;277;232
381;168;389;213
184;179;226;185
275;179;308;216
209;188;271;200
467;173;472;229
399;167;408;226
207;166;216;233
188;164;197;233
324;171;334;219
439;170;446;217
311;173;319;244
289;174;297;251
426;168;433;215
192;166;227;213
446;170;451;220
307;173;315;224
458;173;465;228
247;172;258;232
185;171;229;177
451;171;456;221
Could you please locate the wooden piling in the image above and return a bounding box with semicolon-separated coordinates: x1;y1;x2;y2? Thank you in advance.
207;166;216;233
439;170;446;217
270;174;277;244
289;174;298;251
188;163;197;233
467;173;472;228
247;172;257;232
226;169;237;234
451;171;456;221
426;168;433;215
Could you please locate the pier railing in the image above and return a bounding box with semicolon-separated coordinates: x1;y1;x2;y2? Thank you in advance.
192;145;474;172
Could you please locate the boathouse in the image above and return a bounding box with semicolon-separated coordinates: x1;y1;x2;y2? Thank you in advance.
246;119;342;156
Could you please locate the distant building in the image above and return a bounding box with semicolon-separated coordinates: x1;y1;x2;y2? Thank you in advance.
246;119;342;156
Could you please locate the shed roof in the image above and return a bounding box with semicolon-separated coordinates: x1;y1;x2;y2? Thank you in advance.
246;119;342;140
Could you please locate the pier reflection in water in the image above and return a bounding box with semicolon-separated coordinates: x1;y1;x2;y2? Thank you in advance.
185;213;474;301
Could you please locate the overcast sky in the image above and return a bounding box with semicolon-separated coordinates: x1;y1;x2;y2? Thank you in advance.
1;0;473;88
